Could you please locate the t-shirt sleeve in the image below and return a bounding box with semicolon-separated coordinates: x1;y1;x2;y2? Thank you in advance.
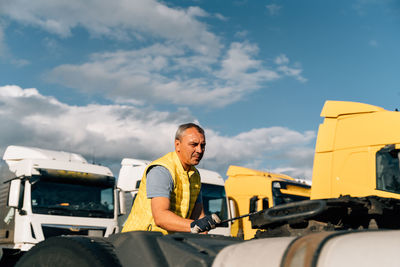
146;165;174;199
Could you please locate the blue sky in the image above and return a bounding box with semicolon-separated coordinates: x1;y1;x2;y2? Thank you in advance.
0;0;399;180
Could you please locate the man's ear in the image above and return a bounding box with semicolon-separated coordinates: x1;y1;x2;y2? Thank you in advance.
175;139;180;152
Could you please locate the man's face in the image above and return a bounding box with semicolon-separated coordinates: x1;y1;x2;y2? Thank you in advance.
175;127;206;170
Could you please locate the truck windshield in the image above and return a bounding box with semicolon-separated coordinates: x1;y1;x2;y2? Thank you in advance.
31;178;114;218
376;145;400;194
201;183;228;226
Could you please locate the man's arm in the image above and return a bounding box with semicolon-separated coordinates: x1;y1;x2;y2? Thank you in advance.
152;197;218;234
151;197;193;232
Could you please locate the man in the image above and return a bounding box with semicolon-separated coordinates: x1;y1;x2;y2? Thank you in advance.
122;123;220;234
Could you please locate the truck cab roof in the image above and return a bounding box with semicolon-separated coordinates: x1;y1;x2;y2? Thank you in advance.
2;145;113;178
3;145;87;163
226;165;302;183
320;100;384;118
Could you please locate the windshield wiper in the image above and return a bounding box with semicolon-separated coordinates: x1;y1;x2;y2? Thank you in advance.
33;206;74;216
33;205;113;217
79;209;113;218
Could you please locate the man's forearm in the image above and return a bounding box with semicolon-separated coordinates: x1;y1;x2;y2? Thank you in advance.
153;209;193;232
151;197;193;232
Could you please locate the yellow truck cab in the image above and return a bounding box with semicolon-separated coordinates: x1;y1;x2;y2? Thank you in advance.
225;165;310;239
311;101;400;200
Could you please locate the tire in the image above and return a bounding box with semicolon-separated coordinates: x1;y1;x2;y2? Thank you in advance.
0;249;24;267
15;236;121;267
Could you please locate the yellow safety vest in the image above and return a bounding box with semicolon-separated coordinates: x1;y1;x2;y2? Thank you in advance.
122;151;201;234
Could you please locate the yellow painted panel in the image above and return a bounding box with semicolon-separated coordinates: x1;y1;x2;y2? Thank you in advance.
320;100;383;118
311;152;332;199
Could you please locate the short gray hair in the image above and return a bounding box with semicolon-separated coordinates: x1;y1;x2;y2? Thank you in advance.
175;123;205;141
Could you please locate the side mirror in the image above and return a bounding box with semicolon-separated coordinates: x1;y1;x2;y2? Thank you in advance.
8;179;21;208
118;189;126;215
249;196;259;213
228;198;237;220
262;197;269;210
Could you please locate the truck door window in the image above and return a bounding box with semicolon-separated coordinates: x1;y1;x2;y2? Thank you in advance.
376;145;400;193
272;181;309;206
201;184;228;226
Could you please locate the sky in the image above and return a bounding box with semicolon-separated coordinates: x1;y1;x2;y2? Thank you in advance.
0;0;399;181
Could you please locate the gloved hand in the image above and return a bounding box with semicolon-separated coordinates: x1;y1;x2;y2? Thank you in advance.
190;214;221;233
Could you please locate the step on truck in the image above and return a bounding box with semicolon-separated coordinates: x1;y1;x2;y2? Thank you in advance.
0;145;123;265
116;158;232;236
13;101;400;267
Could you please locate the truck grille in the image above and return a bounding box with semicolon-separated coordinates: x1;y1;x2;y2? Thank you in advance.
42;224;106;238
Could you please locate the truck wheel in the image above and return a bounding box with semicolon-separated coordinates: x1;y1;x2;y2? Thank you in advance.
0;249;24;267
15;236;121;267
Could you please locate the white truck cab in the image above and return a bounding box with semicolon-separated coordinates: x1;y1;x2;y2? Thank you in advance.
0;146;121;255
117;158;232;236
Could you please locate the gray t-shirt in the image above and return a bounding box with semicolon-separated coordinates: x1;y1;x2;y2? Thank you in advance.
146;165;202;203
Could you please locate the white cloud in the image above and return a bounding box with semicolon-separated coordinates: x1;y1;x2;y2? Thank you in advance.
204;127;315;168
42;37;63;56
0;0;220;55
199;126;316;180
46;42;305;108
352;0;399;17
215;13;228;21
369;39;378;47
266;4;282;16
277;65;307;82
0;85;40;98
10;58;30;67
234;30;248;39
275;54;289;65
270;146;316;180
206;127;314;158
275;54;307;83
219;42;265;79
0;85;315;179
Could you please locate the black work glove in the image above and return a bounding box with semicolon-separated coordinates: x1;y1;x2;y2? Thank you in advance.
190;214;221;233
